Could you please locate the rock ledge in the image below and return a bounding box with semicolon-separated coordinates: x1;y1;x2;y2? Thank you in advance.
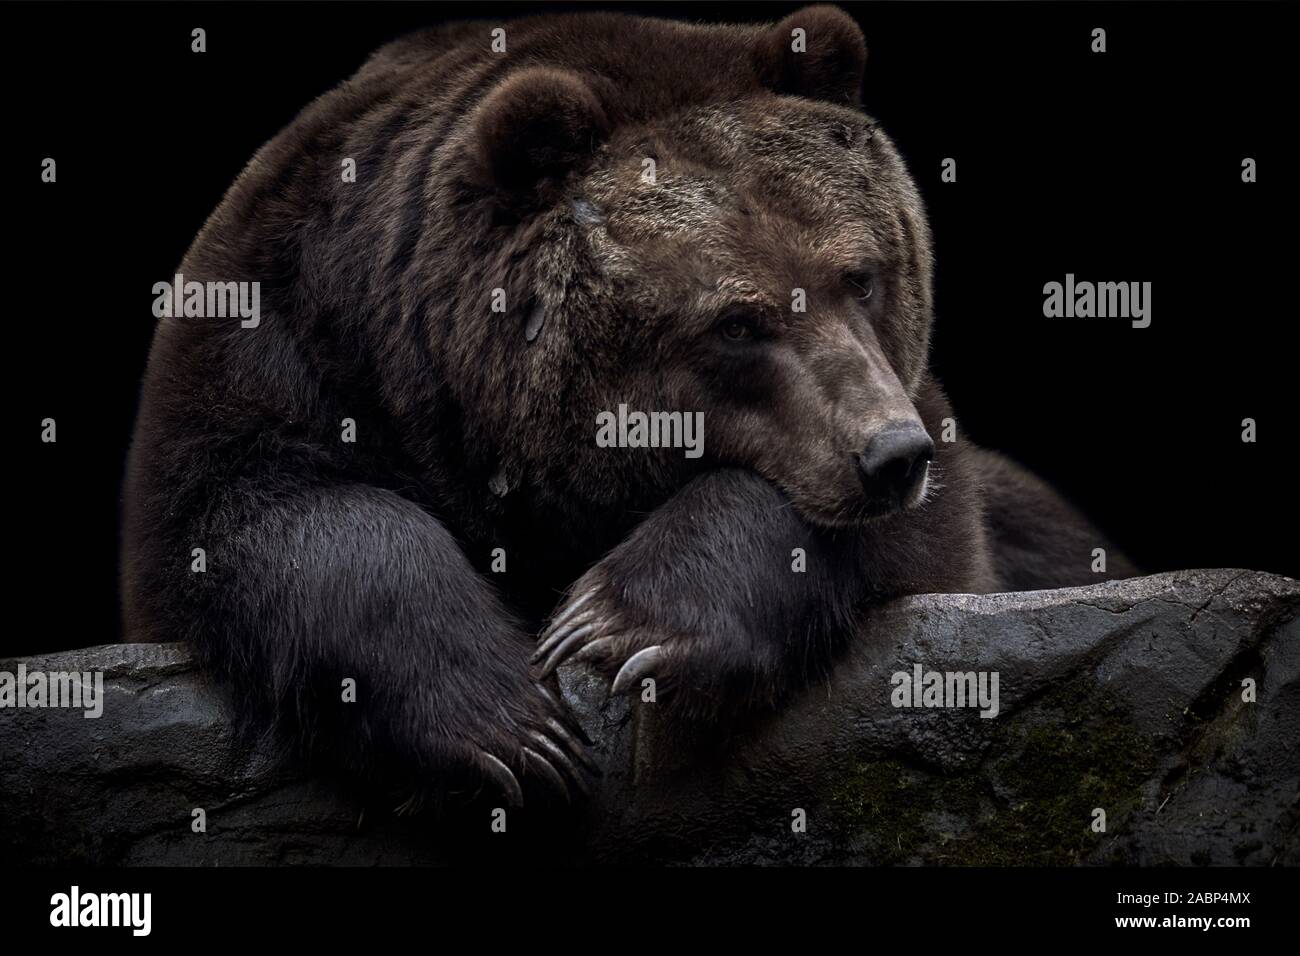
1;570;1295;865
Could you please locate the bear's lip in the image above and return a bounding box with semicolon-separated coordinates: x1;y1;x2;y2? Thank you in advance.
797;473;931;528
797;500;899;529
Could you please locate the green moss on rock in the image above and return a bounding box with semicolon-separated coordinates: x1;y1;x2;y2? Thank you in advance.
831;677;1158;865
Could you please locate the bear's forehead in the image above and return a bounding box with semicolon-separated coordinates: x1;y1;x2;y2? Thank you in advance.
583;99;893;228
574;99;907;289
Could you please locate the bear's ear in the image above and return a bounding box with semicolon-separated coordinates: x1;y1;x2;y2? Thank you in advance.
472;67;610;197
759;5;867;107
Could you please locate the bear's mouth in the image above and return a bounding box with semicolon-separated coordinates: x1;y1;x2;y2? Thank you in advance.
866;460;931;516
792;461;933;529
857;458;932;519
795;498;920;531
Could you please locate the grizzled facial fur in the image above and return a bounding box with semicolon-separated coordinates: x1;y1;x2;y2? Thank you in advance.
569;100;935;526
450;5;934;528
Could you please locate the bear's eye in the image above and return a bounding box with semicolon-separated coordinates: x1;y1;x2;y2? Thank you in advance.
718;311;759;342
722;320;753;341
846;271;875;302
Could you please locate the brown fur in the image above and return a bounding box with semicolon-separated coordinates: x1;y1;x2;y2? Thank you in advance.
122;6;1134;805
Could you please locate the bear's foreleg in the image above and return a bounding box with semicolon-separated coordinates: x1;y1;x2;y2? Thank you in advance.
190;482;593;804
532;468;885;724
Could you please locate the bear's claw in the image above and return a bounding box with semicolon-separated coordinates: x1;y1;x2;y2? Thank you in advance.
477;751;524;807
528;732;591;797
545;717;600;772
544;587;597;635
540;618;667;700
533;593;613;676
476;677;599;804
610;645;663;696
571;635;617;665
532;593;604;670
533;623;597;675
534;581;670;697
521;747;570;801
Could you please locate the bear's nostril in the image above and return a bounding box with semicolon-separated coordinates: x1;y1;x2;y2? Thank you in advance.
856;422;935;508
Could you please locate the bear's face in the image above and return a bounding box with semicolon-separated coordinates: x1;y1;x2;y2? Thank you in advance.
564;98;935;527
462;8;936;529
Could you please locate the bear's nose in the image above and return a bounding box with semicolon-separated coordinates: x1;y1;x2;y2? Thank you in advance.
855;422;935;509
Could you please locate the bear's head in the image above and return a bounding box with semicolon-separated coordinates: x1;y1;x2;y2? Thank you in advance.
454;6;935;529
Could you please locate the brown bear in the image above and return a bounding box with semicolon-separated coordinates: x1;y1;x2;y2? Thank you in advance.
122;5;1135;806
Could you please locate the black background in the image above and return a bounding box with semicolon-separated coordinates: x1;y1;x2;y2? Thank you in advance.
3;865;1286;941
8;1;1296;656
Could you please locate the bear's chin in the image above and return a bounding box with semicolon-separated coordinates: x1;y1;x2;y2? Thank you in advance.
796;502;897;530
798;482;932;529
